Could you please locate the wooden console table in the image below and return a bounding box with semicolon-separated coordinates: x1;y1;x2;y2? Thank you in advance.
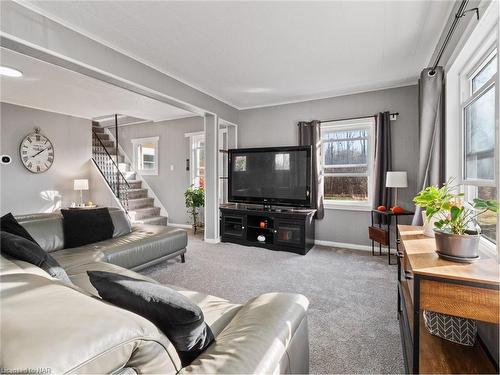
397;225;499;374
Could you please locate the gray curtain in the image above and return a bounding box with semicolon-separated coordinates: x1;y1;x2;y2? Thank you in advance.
298;120;324;219
412;67;446;225
373;112;392;210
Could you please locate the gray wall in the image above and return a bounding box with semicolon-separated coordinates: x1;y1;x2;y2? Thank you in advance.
117;116;204;224
238;85;419;246
0;102;92;214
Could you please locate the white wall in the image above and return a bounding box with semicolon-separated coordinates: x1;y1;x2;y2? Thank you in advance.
116;116;204;224
0;102;92;214
237;85;420;246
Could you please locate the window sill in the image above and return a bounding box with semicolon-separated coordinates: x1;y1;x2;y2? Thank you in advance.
324;202;372;212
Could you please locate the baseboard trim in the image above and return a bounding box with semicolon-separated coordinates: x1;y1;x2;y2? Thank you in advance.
168;222;192;229
314;239;372;252
204;238;221;244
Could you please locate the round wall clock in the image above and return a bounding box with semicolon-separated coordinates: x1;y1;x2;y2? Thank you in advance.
19;128;54;173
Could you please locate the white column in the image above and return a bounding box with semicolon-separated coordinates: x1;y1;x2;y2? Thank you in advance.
204;113;219;242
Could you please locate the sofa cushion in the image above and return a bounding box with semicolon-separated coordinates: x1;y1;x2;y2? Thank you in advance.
15;212;65;253
51;246;106;272
61;208;115;248
0;269;175;374
0;252;58;279
1;231;72;285
109;208;132;237
1;212;38;243
73;224;188;270
66;261;241;335
88;271;215;367
180;293;309;374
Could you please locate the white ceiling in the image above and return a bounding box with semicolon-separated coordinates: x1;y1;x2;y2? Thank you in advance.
0;48;194;121
18;1;454;109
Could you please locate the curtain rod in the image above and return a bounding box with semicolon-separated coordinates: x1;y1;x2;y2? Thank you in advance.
429;0;479;75
318;112;399;124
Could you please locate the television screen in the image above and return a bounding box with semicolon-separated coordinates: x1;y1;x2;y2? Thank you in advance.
228;146;312;207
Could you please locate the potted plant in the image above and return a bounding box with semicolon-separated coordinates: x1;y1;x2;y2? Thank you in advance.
412;179;461;237
185;185;204;234
413;180;498;260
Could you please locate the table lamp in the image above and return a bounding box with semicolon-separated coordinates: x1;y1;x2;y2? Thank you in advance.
386;171;407;208
74;179;89;206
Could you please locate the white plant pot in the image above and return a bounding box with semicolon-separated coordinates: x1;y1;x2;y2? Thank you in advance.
422;212;437;237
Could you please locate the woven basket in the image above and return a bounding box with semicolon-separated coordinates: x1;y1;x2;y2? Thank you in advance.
423;310;477;346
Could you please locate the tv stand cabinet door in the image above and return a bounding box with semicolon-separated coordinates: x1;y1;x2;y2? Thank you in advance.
274;219;305;248
221;213;246;240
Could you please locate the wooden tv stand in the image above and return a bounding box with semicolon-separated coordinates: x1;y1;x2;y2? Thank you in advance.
219;204;316;255
397;225;499;374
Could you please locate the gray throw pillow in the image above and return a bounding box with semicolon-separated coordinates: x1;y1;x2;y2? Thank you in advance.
1;213;37;243
87;271;214;367
1;231;73;285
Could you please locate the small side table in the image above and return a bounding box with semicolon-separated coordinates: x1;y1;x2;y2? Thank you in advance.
369;209;414;265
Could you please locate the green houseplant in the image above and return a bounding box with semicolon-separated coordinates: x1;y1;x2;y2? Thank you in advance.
413;179;498;260
185;185;205;234
412;179;463;237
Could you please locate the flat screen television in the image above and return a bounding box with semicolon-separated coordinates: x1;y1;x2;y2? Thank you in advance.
228;146;312;207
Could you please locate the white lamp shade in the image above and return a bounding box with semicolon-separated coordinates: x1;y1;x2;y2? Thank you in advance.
74;179;89;191
386;171;408;188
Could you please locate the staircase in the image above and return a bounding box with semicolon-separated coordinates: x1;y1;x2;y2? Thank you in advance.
91;123;168;226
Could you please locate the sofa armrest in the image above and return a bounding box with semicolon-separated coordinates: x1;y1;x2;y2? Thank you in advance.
180;293;309;374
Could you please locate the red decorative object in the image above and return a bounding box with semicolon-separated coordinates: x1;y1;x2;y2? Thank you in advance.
391;206;404;214
377;205;387;212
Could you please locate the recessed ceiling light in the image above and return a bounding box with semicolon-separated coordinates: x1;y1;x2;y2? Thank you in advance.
243;88;271;94
0;66;23;78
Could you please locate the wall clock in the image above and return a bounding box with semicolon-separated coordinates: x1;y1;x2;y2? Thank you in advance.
19;128;54;173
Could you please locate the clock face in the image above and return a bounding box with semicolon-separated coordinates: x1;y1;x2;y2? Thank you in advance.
19;132;54;173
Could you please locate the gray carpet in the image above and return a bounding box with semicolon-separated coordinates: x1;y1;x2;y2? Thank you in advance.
141;234;404;374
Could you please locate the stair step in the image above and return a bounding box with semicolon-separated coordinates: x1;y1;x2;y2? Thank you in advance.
129;206;161;220
123;171;136;180
93;152;124;163
99;139;114;148
136;215;168;226
127;179;142;189
96;133;110;141
127;188;148;199
92;126;105;134
128;197;154;209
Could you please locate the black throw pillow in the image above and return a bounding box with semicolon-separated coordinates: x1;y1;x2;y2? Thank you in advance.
1;212;37;244
1;231;72;285
88;271;215;366
61;208;114;248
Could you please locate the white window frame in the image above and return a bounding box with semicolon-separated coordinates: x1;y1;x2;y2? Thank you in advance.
185;131;205;188
460;47;497;187
456;30;498;251
320;117;375;211
131;136;159;176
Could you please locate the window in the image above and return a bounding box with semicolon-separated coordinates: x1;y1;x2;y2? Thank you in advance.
186;132;205;188
131;137;159;176
321;118;374;207
234;155;246;172
274;153;290;171
461;49;497;244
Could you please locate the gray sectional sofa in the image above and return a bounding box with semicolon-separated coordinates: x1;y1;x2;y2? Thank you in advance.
1;208;310;374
